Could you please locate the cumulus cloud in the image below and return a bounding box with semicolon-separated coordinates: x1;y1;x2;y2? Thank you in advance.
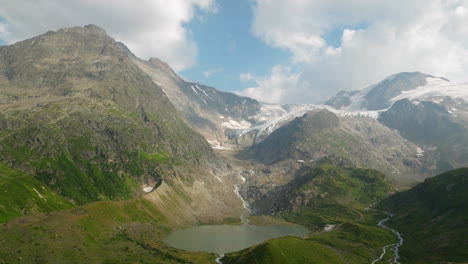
0;0;217;71
0;22;8;40
241;0;468;104
238;66;303;104
203;67;224;77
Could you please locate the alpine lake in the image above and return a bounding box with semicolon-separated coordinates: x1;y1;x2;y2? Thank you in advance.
164;224;310;255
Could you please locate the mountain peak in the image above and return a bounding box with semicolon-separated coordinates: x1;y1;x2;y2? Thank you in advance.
54;24;108;37
148;57;175;74
325;71;452;111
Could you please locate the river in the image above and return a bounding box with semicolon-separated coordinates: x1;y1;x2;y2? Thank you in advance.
371;211;404;264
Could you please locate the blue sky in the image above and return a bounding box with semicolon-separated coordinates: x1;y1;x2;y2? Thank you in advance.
180;0;289;92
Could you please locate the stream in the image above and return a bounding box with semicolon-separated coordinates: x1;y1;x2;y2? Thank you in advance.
233;173;250;224
371;211;404;264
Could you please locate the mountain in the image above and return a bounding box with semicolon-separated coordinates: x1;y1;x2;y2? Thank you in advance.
222;164;398;264
0;192;219;263
379;98;464;145
239;109;424;182
325;72;452;111
251;164;392;226
240;72;468;180
1;24;467;264
378;168;468;263
131;57;261;148
0;25;242;222
132;56;320;148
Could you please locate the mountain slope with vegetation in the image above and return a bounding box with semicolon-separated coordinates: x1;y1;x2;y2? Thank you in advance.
223;164;398;263
0;24;242;223
0;197;216;264
378;167;468;263
0;162;73;223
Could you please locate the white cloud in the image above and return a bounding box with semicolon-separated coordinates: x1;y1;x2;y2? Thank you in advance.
203;67;224;77
0;0;217;71
238;66;302;104
0;22;8;40
242;0;468;103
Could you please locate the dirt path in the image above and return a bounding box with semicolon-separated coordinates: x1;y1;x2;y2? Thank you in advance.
338;202;364;220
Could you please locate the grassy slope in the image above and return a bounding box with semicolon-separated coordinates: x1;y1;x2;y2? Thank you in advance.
0;163;73;223
224;165;397;264
378;168;468;263
0;197;215;264
280;164;391;231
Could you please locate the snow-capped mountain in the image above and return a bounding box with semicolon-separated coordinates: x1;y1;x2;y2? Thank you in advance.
326;72;468;112
134;63;468;154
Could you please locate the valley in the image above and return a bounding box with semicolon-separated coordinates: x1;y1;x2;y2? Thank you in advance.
0;25;467;264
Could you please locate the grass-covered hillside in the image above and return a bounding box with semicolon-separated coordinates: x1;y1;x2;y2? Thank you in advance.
0;197;216;264
378;168;468;263
0;163;73;223
252;164;393;230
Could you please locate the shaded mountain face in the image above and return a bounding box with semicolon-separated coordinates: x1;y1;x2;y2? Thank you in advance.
378;99;468;174
378;168;468;263
379;98;465;145
239;109;424;182
0;25;241;218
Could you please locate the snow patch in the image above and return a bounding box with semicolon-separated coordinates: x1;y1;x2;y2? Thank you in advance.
239;104;319;135
338;111;380;119
33;188;45;200
391;77;468;103
221;119;252;129
416;147;424;157
190;86;198;95
207;139;231;150
143;187;154;193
